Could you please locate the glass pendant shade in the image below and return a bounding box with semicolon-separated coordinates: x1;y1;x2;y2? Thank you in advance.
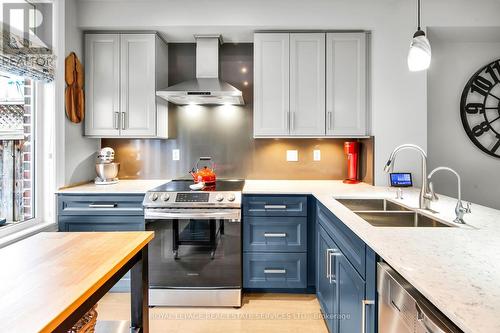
407;30;431;71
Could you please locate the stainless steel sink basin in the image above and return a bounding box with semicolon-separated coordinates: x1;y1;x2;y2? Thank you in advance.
354;211;451;228
336;198;410;212
336;198;453;228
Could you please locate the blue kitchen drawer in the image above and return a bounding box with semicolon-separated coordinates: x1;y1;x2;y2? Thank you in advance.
243;216;307;252
58;215;145;232
243;252;307;289
243;195;307;217
317;201;366;278
58;194;144;216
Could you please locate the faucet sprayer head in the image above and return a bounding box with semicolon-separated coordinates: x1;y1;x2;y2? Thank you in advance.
384;159;392;173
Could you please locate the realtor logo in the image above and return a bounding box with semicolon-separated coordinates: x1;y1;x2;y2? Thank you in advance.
2;1;53;54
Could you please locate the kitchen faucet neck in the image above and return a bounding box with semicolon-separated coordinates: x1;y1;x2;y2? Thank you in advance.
384;144;433;210
427;166;471;224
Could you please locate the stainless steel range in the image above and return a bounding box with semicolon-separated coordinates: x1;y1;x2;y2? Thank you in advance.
143;179;244;307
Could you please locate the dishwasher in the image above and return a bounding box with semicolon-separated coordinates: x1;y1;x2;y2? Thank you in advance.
377;262;462;333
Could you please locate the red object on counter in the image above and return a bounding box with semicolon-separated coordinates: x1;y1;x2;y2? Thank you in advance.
343;141;360;184
190;157;216;184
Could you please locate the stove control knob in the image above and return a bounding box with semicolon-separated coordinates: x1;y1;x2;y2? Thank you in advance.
215;194;225;202
227;193;236;202
161;193;170;201
149;193;159;201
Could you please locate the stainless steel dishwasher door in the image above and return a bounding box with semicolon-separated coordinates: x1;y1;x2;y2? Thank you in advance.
377;262;462;333
378;262;415;333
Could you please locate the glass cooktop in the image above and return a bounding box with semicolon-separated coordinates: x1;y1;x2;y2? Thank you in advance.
150;179;245;192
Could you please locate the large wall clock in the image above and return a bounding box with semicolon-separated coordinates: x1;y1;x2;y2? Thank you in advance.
460;59;500;158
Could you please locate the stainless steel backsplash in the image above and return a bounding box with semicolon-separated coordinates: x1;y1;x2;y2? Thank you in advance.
103;43;374;183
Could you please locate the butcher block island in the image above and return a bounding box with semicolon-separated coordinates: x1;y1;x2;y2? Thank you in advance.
0;232;153;333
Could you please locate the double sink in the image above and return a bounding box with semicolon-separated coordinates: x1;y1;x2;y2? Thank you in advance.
336;198;452;228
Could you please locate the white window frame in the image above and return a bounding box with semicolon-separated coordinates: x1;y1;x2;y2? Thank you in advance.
0;0;64;246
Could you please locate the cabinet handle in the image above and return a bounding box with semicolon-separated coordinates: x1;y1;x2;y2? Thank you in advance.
326;249;334;279
264;232;287;238
329;250;341;284
286;111;290;130
264;268;286;274
290;111;295;131
88;203;117;208
361;299;375;333
327;111;332;130
121;112;126;130
264;205;287;209
114;112;120;129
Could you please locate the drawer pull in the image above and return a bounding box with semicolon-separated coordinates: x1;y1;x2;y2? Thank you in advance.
264;232;287;238
264;205;287;209
88;203;117;208
264;269;286;274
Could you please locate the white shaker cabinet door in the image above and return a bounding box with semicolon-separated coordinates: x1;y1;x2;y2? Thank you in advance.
85;34;121;136
326;33;367;136
290;33;326;136
120;34;157;137
254;33;290;137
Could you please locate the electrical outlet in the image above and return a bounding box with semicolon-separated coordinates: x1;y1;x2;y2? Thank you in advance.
172;149;180;161
313;150;321;161
286;150;298;162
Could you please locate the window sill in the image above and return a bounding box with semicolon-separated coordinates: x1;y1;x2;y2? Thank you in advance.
0;220;57;249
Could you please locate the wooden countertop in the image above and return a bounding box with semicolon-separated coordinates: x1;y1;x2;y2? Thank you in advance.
0;231;154;332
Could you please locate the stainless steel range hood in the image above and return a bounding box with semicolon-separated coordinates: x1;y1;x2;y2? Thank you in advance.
157;35;244;105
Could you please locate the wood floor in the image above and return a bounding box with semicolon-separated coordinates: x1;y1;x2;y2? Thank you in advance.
97;293;328;333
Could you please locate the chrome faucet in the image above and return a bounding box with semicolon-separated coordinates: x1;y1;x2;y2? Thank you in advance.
384;144;435;210
427;167;471;224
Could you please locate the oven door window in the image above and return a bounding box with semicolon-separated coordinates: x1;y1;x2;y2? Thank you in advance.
147;218;241;289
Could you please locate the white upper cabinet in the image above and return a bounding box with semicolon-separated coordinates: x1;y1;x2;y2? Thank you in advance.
254;32;368;138
254;33;290;136
85;33;169;138
85;34;121;136
290;33;326;136
120;34;156;137
326;33;367;136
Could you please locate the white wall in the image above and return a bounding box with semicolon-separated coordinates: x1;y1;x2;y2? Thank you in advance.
427;28;500;209
64;0;100;185
74;0;500;186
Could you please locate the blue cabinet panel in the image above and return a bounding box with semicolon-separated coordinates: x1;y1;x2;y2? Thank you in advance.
317;201;366;278
337;254;365;333
244;195;307;217
243;216;307;252
58;214;145;232
317;224;338;332
243;252;307;289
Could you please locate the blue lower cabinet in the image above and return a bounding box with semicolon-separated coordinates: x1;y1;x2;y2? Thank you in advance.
57;194;145;292
242;195;310;292
243;252;307;289
316;204;376;333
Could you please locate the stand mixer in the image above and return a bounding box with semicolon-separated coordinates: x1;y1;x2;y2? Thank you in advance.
95;147;120;185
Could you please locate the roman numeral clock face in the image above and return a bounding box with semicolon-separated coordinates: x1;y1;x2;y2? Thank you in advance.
461;59;500;158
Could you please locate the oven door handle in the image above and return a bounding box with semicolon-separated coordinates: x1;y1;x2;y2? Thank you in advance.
144;209;241;221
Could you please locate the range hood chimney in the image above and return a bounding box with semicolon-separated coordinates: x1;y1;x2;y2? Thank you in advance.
156;35;244;105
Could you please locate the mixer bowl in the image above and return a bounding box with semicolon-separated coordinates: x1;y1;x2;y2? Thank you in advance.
95;162;120;180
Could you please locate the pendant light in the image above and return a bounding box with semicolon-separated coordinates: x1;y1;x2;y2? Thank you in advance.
407;0;431;71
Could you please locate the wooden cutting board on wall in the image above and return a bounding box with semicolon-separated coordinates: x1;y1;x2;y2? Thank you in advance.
65;52;84;123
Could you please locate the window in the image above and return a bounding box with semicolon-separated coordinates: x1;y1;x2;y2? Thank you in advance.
0;73;35;227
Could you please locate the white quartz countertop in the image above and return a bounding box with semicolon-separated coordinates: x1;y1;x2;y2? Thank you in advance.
56;179;499;333
56;179;170;194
